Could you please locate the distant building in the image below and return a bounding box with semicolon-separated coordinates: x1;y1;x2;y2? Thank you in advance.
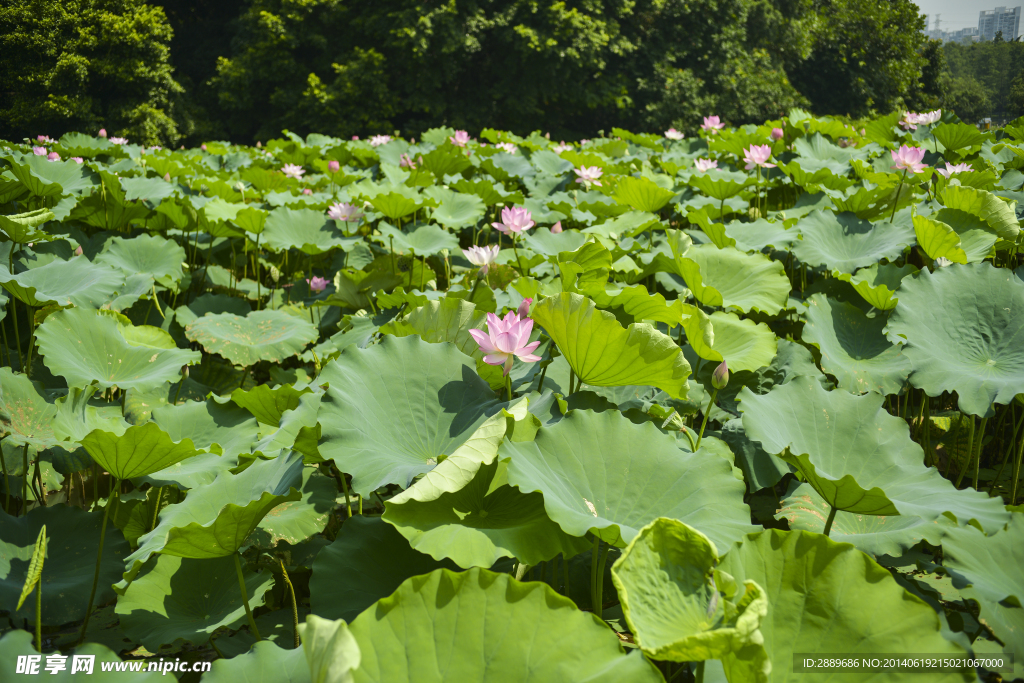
978;6;1021;40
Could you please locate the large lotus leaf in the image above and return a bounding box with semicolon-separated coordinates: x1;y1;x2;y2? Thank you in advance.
95;233;186;286
934;122;991;153
0;256;123;308
430;191;486;229
522;228;587;257
793;211;914;273
833;263;918;310
0;367;59;449
299;614;361;683
689;169;754;200
120;452;304;586
248;468;335;548
231;384;309;426
611;518;770;680
717;529;973;683
174;293;252;327
0;505;129;625
884;263;1024;416
368;191;420;220
502;410;754;550
152;397;259;459
379;297;488;360
116;554;273;649
726;218;799;252
36;307;201;391
317;335;502;496
203;640;311;683
185;310;319;366
141;451;239;490
310;516;459;623
531;293;691;399
737;376;1009;532
254;390;322;456
81;422;200;480
776;482;953;558
348;568;661;683
0;208;56;243
0;630;163;682
698;312;777;373
801;295;911;395
612;175;676;212
676;245;790;315
378;223;458;256
928;207;1000;263
912;213;969;264
51;386;129;445
941;184;1019;240
263;207;353;254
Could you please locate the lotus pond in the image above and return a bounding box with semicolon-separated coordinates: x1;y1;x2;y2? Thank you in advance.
0;112;1022;682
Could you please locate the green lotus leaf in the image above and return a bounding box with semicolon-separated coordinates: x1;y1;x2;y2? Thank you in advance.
380;297;488;358
941;185;1019;240
248;468;335;549
120;324;176;349
717;529;973;683
912;213;969;264
368;191;420;220
926;206;1000;264
310;516;458;623
51;385;129;445
801;294;911;395
151;397;259;460
254;390;322;456
299;614;361;683
36;307;201;391
120;452;304;586
612;175;676;212
141;451;239;490
348;567;661;683
95;234;186;286
203;640;311;683
317;336;502;496
582;282;696;329
776;482;953;558
933;121;992;153
522;228;587;257
116;554;273;649
174;292;252;327
430;191;486;229
793;210;914;273
263;208;354;254
231;383;310;426
676;245;790;315
0;629;163;682
82;422;199;480
941;515;1024;660
185;310;319;366
0;256;123;307
611;518;770;680
737;376;1010;531
833;263;918;310
502;410;754;550
0;505;129;625
0;367;59;449
0;208;56;243
689;169;754;200
378;223;458;256
531;293;691;399
696;312;777;373
884;263;1024;416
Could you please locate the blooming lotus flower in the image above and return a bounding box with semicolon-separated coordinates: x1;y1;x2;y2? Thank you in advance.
328;202;364;222
934;257;953;267
351;135;359;141
463;245;500;274
694;158;718;173
328;160;340;173
900;112;920;131
47;152;60;161
664;128;684;140
551;220;563;234
918;110;942;125
771;127;784;141
369;135;392;147
517;298;533;318
37;135;55;144
553;141;572;153
574;165;603;187
469;311;542;376
936;161;973;178
742;144;775;170
491;206;535;236
701;116;725;133
302;188;313;195
450;130;471;147
282;163;305;179
580;139;590;145
32;146;46;156
399;153;416;169
890;145;927;174
307;276;329;292
496;142;518;154
98;128;107;138
110;137;128;145
72;157;84;164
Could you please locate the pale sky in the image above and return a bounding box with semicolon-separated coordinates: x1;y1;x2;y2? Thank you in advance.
913;0;1018;32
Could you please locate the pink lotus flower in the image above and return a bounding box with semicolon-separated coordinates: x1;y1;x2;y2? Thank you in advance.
399;153;416;169
900;112;920;131
37;135;55;144
553;141;572;153
550;220;563;234
664;128;684;140
491;206;535;236
151;146;162;151
47;152;60;161
351;135;359;141
450;130;471;147
517;298;533;318
302;188;313;195
574;165;603;187
496;142;518;154
742;145;775;170
328;202;364;222
307;276;329;292
110;137;128;145
369;135;392;147
328;160;340;173
282;163;305;179
701;116;725;133
164;173;171;181
98;128;107;138
72;157;84;164
32;146;46;156
936;161;972;178
200;143;208;151
890;145;927;174
463;245;500;274
469;311;542;376
771;128;784;141
694;158;718;173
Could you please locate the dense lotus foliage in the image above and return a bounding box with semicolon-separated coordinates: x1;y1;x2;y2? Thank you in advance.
0;111;1023;682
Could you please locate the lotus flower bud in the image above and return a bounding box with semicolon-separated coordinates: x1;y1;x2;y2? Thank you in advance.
302;188;312;195
180;365;189;379
517;298;533;319
711;361;729;390
270;265;281;283
256;141;262;148
74;246;83;256
771;127;784;141
440;248;449;258
98;128;107;138
328;160;340;173
551;221;563;234
200;143;207;151
164;173;171;182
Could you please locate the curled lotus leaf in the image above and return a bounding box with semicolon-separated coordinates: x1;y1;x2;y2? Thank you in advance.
185;309;319;367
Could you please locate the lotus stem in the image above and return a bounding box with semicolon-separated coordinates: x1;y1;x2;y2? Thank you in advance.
25;304;35;379
992;407;1023;495
594;541;609;620
10;294;23;371
954;415;976;488
505;374;512;402
512;239;526;276
590;537;600;617
254;234;261;307
568;369;576;395
537;364;548;393
889;169;908;223
1;441;9;513
695;388;719;451
80;483;118;644
35;570;42;652
234;552;262;641
331;464;352;517
21;444;28;515
280;559;300;649
1012;422;1024;506
33;458;45;507
823;503;838;537
149;486;163;532
695;661;705;683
